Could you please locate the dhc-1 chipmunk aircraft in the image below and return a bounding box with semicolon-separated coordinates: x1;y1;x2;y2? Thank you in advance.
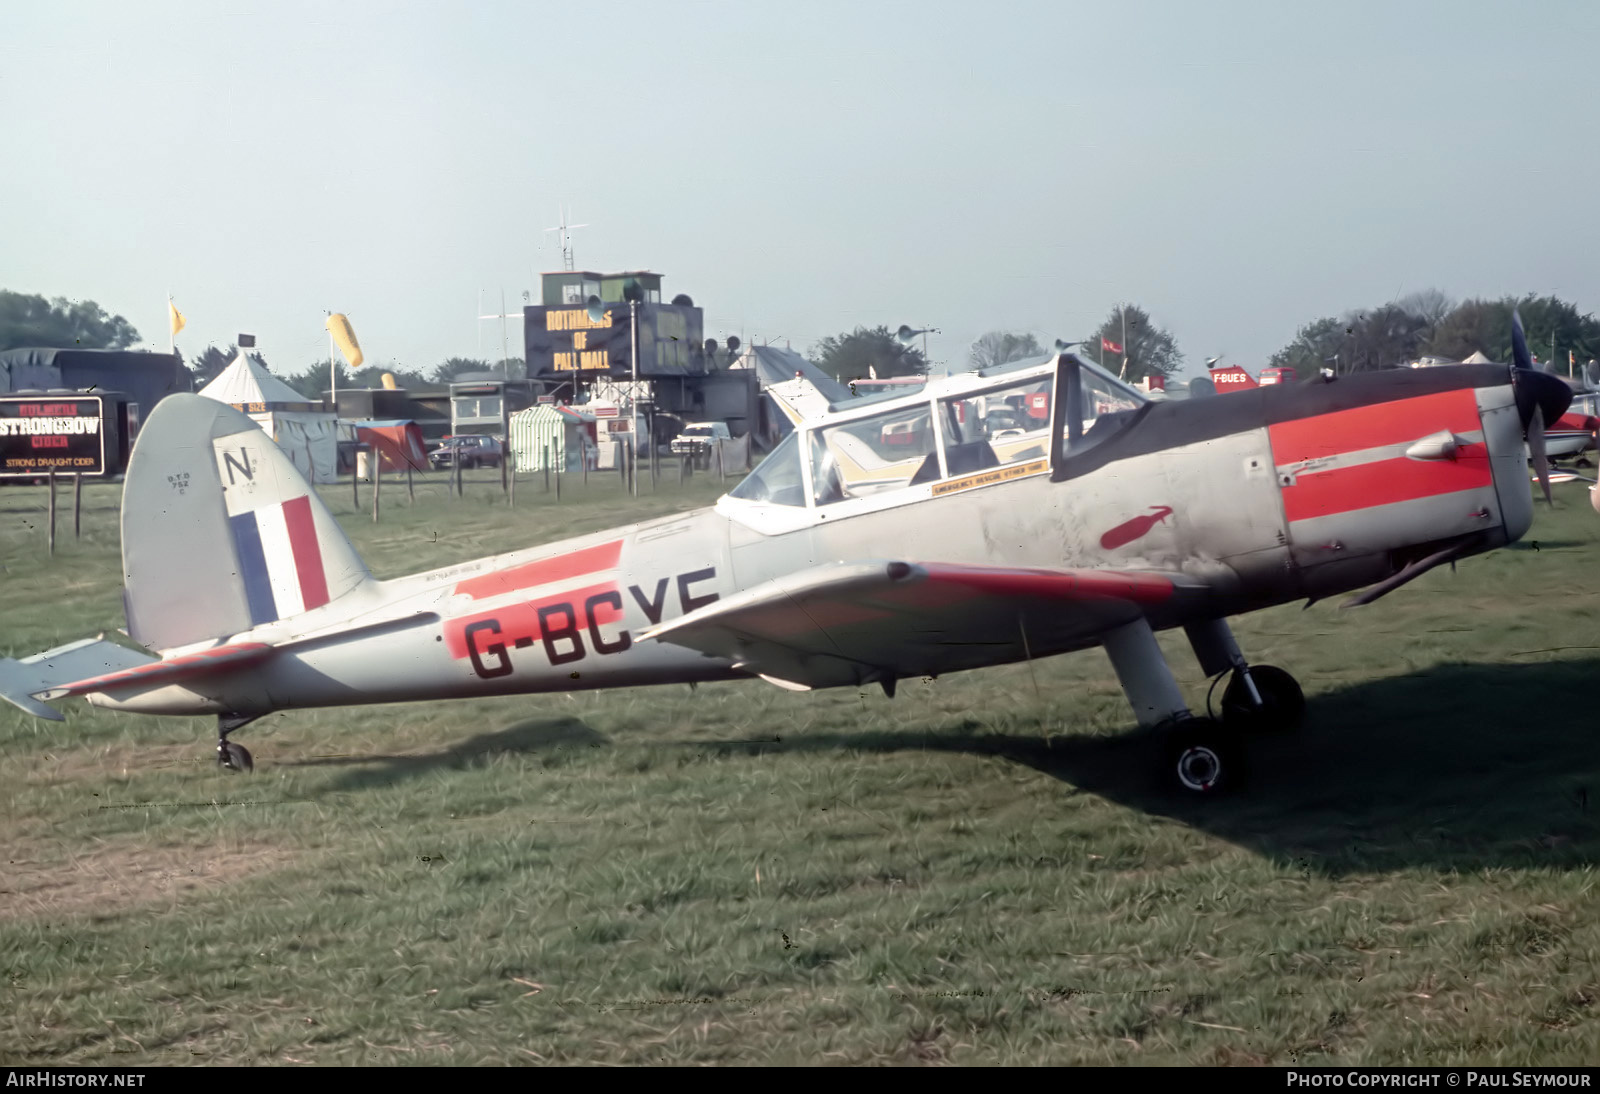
0;315;1574;795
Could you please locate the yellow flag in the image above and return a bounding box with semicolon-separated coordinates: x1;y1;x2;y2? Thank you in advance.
168;300;186;337
325;313;364;368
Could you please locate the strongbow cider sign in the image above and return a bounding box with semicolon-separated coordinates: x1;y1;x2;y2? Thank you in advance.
0;397;106;476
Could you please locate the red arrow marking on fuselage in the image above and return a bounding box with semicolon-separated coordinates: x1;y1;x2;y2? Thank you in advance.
1099;506;1174;551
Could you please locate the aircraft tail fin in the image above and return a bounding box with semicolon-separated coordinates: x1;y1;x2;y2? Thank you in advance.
120;394;373;651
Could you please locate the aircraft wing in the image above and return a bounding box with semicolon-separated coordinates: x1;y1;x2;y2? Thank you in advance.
638;560;1188;690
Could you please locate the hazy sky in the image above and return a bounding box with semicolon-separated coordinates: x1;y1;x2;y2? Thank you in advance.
5;1;1597;382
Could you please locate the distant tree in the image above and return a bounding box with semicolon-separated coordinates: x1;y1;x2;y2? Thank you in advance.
810;326;928;383
1428;294;1600;367
283;360;353;399
350;364;430;389
1341;304;1433;371
431;357;494;383
0;290;141;351
1268;291;1600;377
1267;315;1344;374
968;331;1044;370
1397;289;1455;337
189;344;270;386
1085;304;1181;382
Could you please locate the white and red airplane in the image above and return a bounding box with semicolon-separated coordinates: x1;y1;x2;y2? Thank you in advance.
0;314;1573;796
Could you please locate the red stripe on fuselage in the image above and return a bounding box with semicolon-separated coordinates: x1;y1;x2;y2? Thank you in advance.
454;541;623;601
1279;447;1491;523
1268;389;1482;464
282;495;330;611
445;581;622;659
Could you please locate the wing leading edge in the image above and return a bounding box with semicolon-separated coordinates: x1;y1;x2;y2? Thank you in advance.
639;560;1185;690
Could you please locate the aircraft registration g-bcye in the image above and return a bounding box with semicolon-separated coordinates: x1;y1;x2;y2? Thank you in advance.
0;315;1573;795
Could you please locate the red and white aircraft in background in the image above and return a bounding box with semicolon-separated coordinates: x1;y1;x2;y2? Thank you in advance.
1205;358;1296;392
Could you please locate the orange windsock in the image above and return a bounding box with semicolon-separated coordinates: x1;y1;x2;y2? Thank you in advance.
325;313;364;368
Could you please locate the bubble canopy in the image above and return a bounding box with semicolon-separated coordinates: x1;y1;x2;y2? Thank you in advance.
726;354;1148;512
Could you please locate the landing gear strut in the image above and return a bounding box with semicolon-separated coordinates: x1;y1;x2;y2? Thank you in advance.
1220;664;1305;734
217;713;260;773
1102;617;1247;796
1185;618;1305;733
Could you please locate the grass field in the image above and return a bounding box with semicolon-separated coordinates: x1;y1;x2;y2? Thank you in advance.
2;467;1599;1066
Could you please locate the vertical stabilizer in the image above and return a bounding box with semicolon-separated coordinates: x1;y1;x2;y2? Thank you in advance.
121;394;370;650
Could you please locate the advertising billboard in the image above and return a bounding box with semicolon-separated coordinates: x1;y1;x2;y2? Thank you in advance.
0;394;125;478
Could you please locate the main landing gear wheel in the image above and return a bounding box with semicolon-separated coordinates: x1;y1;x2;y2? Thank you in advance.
1220;665;1305;734
1162;718;1246;796
218;740;253;773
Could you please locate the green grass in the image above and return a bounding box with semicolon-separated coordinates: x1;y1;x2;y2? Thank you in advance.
2;468;1599;1065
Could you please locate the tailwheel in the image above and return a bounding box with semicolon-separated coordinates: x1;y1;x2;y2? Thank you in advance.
218;740;253;773
1162;718;1246;796
1220;664;1305;734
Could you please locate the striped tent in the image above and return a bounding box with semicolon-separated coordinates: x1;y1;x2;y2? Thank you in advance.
508;404;597;472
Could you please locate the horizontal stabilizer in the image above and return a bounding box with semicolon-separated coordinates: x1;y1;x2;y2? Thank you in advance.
0;638;160;720
31;642;274;702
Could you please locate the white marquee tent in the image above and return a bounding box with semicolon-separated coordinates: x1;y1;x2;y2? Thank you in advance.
197;350;338;482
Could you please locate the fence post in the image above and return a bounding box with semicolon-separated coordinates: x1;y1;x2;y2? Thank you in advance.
543;446;550;492
372;461;381;523
352;451;359;510
555;454;561;502
73;472;83;537
407;466;415;504
47;469;56;557
454;449;463;497
509;461;516;507
501;448;508;496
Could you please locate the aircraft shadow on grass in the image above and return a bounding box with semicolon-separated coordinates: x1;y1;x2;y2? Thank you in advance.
280;659;1600;876
283;715;610;792
679;657;1600;877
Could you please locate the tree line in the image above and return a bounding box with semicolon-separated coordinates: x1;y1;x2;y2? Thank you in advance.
813;305;1184;384
10;287;1600;401
1268;291;1600;376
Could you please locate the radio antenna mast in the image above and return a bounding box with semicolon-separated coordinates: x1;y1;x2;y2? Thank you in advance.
544;205;589;271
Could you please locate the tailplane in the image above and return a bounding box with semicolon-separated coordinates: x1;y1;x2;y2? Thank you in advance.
121;394;372;651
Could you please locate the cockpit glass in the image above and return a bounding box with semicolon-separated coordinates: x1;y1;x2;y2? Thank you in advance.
809;404;937;505
1063;359;1147;455
727;430;807;506
940;376;1056;476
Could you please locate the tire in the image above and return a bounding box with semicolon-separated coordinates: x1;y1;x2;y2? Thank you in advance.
1220;665;1305;734
218;740;253;773
1162;718;1245;796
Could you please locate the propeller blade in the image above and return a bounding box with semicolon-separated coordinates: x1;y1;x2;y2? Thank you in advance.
1529;404;1553;505
1511;308;1534;371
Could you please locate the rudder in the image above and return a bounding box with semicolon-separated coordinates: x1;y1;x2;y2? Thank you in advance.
122;394;371;651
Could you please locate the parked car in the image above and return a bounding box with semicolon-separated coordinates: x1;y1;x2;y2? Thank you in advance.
429;435;503;470
670;421;732;462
